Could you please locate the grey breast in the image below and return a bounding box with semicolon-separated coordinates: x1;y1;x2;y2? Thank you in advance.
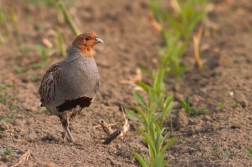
54;50;99;104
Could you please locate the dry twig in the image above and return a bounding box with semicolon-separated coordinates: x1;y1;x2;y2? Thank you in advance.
117;109;130;139
193;26;204;69
170;0;181;13
11;150;31;167
148;12;162;32
103;130;121;144
95;108;130;144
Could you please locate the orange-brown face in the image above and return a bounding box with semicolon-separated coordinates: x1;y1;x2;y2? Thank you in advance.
72;32;103;57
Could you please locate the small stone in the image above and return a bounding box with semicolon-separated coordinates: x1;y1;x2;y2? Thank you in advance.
12;119;26;126
176;111;188;128
203;115;212;121
172;101;180;109
187;126;196;135
239;100;247;108
0;122;11;130
190;95;201;105
40;162;58;167
213;108;220;112
173;84;180;91
175;93;185;101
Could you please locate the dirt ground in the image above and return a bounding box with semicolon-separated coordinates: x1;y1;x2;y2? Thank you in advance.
0;0;252;166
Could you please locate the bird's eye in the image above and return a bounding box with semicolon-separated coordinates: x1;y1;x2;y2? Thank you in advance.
85;38;90;41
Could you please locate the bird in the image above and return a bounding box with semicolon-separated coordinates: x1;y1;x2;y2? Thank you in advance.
39;32;103;142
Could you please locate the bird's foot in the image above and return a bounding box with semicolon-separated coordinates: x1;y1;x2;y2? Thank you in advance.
62;126;75;142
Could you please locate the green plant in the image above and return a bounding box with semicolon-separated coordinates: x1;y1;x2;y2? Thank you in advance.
0;85;18;111
10;104;19;110
217;102;224;108
42;109;50;114
0;1;11;39
0;147;12;160
158;30;187;77
212;144;221;158
233;102;240;108
178;96;206;116
0;117;11;123
0;93;11;104
225;149;238;158
0;113;15;123
14;65;28;74
29;73;38;82
126;0;208;166
25;0;54;7
56;0;80;36
36;44;52;62
245;148;252;157
150;0;208;77
151;0;207;43
10;9;24;55
56;27;67;57
126;69;178;166
0;33;5;45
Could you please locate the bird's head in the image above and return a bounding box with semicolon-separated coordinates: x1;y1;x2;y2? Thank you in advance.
72;32;103;58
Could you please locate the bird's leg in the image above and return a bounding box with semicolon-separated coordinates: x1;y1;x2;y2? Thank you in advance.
61;119;75;142
63;124;75;142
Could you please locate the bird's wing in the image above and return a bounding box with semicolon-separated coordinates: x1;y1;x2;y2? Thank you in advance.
39;63;61;106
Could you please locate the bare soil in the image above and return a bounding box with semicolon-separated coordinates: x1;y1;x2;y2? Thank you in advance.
0;0;252;167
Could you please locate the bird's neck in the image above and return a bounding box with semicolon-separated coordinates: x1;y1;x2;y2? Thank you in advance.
69;46;93;59
79;47;92;58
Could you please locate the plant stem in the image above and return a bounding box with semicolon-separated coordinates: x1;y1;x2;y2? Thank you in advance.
57;0;80;36
10;9;24;55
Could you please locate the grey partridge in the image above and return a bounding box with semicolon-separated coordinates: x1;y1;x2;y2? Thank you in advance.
39;32;103;142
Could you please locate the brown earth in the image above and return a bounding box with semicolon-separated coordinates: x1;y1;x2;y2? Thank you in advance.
0;0;252;167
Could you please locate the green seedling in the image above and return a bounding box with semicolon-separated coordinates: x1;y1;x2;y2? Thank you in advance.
1;113;15;123
14;65;28;74
0;1;11;38
178;96;206;116
127;0;208;166
29;73;38;82
42;109;50;114
10;9;24;55
10;104;19;110
0;93;10;104
25;0;54;7
217;102;224;108
56;27;67;57
150;0;207;77
0;117;11;123
0;87;18;110
0;147;12;160
233;102;240;108
0;33;5;45
34;23;46;30
33;63;44;69
245;148;252;157
36;44;52;62
126;70;177;166
158;30;187;77
56;0;80;36
212;144;221;158
179;139;188;145
151;0;207;43
225;149;238;158
222;89;228;94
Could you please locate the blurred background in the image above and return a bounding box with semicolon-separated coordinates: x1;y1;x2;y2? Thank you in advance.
1;0;252;166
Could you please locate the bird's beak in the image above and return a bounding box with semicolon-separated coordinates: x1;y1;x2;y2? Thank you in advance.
95;38;103;43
